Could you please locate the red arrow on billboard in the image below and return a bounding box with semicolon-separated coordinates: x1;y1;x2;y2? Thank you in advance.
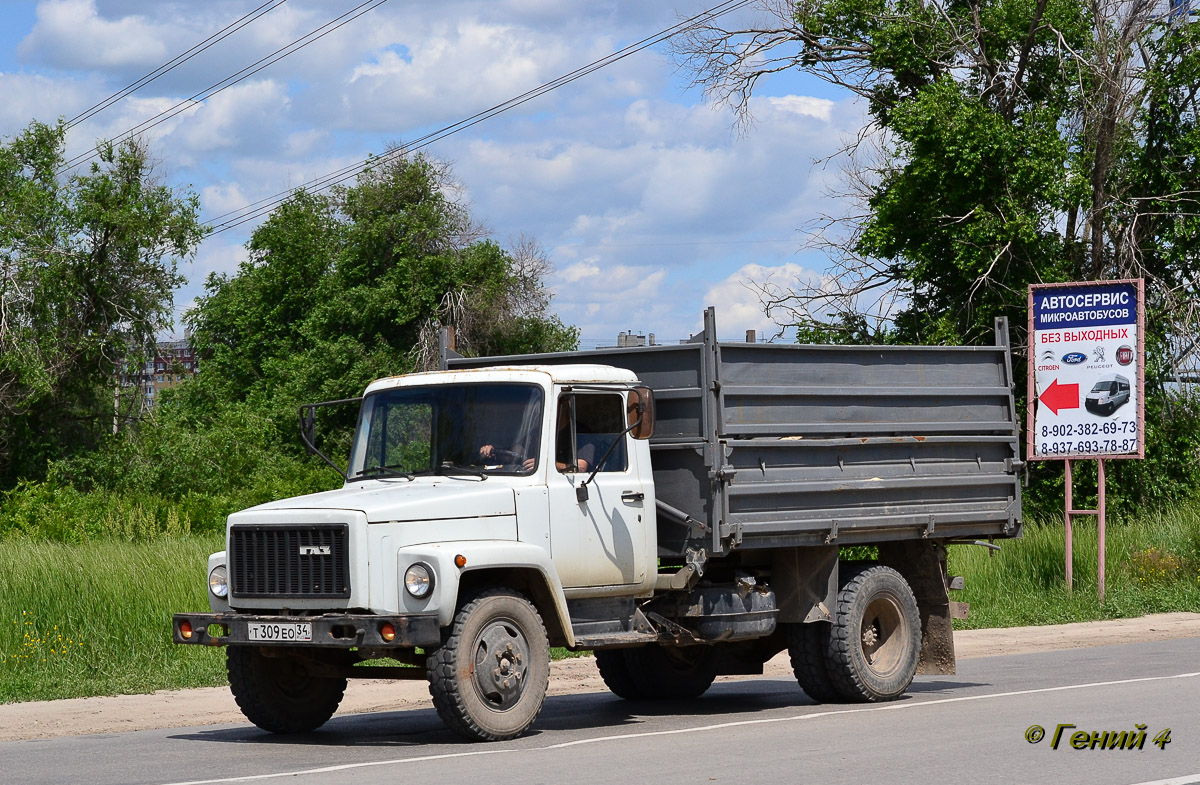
1039;379;1080;415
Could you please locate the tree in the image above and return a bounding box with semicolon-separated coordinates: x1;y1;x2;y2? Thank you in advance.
672;0;1200;510
675;0;1197;350
0;121;203;485
182;150;577;453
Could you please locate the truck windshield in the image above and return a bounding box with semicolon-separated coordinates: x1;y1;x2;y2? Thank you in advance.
348;383;544;480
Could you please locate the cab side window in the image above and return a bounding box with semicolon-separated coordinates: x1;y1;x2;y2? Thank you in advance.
556;393;627;473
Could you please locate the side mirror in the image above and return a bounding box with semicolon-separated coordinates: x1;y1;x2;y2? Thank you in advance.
627;386;655;440
300;407;317;455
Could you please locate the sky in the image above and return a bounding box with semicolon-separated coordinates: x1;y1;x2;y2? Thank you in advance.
0;0;865;346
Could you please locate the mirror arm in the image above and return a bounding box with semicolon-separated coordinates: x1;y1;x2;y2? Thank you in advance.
297;397;362;481
576;416;641;502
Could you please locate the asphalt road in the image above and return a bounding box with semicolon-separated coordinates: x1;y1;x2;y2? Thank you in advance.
4;638;1197;785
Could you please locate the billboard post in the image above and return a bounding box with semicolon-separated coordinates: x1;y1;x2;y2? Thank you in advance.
1027;279;1145;599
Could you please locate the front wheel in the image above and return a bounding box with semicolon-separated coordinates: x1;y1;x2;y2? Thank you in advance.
427;589;550;742
226;647;346;733
824;565;921;702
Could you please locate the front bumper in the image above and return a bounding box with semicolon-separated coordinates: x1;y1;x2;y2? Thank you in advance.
172;612;442;648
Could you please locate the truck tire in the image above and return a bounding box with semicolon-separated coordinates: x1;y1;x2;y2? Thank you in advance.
786;621;841;703
226;646;346;733
824;565;921;702
624;645;717;700
594;649;645;700
427;589;550;742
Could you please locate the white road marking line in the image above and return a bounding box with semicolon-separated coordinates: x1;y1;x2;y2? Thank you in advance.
546;670;1200;748
162;748;516;784
159;670;1200;785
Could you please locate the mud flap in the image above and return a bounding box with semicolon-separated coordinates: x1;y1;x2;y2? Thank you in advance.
878;541;957;675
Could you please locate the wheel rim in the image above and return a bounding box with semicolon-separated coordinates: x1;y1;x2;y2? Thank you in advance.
660;646;707;673
471;616;531;712
270;655;317;699
859;592;906;677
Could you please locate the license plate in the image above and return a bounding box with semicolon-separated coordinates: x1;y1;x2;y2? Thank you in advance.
247;622;312;642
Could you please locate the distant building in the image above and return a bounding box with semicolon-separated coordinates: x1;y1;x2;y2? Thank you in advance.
601;330;658;349
596;329;765;348
119;339;199;413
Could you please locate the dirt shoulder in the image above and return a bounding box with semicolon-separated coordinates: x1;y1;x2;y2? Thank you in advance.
4;612;1198;743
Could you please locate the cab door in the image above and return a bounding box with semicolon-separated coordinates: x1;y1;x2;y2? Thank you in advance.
546;391;649;588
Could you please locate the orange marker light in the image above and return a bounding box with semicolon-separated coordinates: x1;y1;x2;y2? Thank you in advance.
179;620;193;639
454;554;467;568
380;622;396;642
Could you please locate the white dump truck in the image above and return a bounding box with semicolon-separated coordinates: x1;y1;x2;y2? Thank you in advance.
174;308;1022;741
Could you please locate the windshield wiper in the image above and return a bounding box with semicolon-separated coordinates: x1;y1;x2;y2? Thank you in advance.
436;462;488;479
349;465;416;482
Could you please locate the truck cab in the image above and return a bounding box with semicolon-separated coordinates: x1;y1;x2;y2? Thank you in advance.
177;365;659;741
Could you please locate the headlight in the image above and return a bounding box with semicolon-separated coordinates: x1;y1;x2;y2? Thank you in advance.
404;563;433;598
208;565;229;598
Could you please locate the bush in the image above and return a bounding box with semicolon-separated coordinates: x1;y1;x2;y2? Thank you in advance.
1;398;340;543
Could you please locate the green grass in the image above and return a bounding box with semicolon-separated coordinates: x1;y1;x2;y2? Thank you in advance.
0;533;587;704
0;535;228;702
950;507;1200;628
2;509;1198;705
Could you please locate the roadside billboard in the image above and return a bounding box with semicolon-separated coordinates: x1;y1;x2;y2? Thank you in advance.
1027;279;1145;460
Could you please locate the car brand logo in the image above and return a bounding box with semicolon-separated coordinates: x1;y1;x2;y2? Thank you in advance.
1116;345;1134;366
1092;345;1106;363
1040;349;1056;361
299;545;331;556
1062;352;1086;364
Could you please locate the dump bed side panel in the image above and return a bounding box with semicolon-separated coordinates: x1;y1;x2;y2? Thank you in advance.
444;315;1022;556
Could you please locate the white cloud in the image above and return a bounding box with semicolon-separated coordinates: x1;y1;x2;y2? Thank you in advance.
703;262;824;338
0;72;88;131
454;93;864;248
560;262;601;283
186;236;248;285
549;258;668;339
338;19;630;132
19;0;169;68
767;95;836;122
199;182;253;220
280;128;330;158
174;79;289;155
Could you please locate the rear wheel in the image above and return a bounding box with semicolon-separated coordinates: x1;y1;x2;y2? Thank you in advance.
824;565;921;702
786;621;841;703
427;589;550;742
594;649;645;700
226;647;346;733
624;645;717;700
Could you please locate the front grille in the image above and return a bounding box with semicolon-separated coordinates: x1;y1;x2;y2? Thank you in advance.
229;524;351;599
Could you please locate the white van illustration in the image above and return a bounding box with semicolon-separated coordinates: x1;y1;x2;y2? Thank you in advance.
1085;374;1131;416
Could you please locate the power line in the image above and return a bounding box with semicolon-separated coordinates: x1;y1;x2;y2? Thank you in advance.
203;0;756;235
565;239;796;248
60;0;388;173
65;0;287;130
205;0;754;232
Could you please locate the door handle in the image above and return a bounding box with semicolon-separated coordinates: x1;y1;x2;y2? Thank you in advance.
621;491;644;503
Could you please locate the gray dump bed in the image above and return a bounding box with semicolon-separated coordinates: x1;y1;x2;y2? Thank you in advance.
445;309;1022;557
